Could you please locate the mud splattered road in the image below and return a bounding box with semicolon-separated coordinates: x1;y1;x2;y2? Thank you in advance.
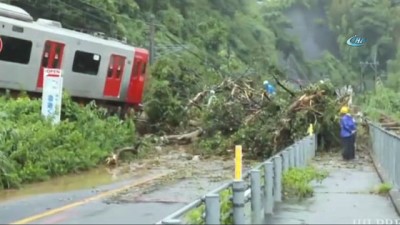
0;146;256;224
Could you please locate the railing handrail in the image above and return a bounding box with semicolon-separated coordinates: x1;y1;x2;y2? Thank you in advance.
157;119;400;224
156;135;317;224
155;181;234;224
367;120;400;140
368;120;400;191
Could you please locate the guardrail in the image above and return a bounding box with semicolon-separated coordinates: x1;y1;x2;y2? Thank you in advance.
369;122;400;189
156;134;317;224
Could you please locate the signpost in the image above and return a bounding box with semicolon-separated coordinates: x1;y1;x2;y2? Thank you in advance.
41;68;63;124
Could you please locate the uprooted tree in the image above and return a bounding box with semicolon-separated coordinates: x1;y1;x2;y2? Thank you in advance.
107;68;353;165
184;74;348;159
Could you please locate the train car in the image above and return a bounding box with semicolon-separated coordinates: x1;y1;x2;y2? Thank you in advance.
0;2;149;112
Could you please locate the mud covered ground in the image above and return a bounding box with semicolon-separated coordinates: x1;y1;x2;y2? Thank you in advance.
0;145;261;224
105;145;258;205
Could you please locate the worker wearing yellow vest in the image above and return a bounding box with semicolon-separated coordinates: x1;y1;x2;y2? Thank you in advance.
339;106;357;160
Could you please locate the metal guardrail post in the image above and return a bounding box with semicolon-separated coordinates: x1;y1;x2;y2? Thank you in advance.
281;150;289;172
250;170;262;224
303;139;307;166
313;134;317;156
395;136;400;188
205;194;220;225
273;155;282;202
162;219;182;224
303;138;308;163
232;180;246;224
389;134;396;185
264;161;274;215
310;136;313;157
307;136;312;161
289;146;295;168
298;140;304;167
295;144;300;167
159;134;323;225
311;135;316;158
301;139;306;167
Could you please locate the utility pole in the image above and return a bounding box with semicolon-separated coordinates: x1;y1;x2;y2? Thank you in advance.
149;15;155;65
359;60;379;92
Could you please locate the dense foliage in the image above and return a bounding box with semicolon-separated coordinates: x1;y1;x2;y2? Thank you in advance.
360;86;400;120
322;0;400;91
1;0;400;188
0;93;136;189
5;0;316;131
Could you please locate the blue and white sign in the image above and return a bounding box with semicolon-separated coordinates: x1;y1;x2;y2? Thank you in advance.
346;35;367;47
41;68;63;124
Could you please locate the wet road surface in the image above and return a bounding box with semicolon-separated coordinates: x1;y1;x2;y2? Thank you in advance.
266;153;400;224
0;152;236;224
0;170;174;224
4;177;229;224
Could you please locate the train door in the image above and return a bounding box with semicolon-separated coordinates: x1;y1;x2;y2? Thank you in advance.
126;48;148;105
103;54;126;97
36;40;65;89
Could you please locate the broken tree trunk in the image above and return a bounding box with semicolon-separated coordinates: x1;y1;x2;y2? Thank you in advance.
162;128;203;145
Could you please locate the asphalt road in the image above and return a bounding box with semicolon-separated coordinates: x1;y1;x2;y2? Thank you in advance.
0;170;183;224
0;150;238;225
0;166;232;224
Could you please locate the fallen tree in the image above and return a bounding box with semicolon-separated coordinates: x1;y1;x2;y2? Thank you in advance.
106;74;352;165
156;78;347;158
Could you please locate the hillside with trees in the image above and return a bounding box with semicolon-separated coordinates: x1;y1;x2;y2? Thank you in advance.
0;0;399;189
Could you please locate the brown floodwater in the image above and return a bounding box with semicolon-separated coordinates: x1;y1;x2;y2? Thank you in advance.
0;166;133;203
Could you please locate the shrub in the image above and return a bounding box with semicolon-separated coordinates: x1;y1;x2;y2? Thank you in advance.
0;93;136;189
282;166;328;199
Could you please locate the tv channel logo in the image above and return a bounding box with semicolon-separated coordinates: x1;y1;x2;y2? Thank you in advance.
346;35;367;47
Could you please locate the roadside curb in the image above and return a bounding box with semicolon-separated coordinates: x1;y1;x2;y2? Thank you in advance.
369;151;400;216
9;170;175;224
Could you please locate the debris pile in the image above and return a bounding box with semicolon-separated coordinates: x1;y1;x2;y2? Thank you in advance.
378;114;400;135
165;76;350;158
106;76;353;165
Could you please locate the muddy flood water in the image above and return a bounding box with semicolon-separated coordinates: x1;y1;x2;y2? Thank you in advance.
0;145;259;204
0;166;135;203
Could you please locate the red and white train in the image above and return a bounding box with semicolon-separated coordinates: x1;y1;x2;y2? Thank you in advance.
0;3;149;112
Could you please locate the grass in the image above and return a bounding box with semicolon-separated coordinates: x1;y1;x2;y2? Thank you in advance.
371;183;392;195
282;166;329;199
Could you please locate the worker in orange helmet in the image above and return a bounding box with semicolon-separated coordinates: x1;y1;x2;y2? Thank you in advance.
339;106;357;160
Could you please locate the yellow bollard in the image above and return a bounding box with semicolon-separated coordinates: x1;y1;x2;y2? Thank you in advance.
307;123;314;136
235;145;242;181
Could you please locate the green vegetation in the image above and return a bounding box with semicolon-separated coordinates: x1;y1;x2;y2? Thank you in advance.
359;86;400;120
372;183;393;195
184;166;329;224
0;0;399;189
282;167;329;199
185;188;233;225
0;93;136;189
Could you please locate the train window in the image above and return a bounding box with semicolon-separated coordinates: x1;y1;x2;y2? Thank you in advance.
132;63;139;78
72;50;101;75
52;45;61;68
0;35;32;64
141;63;147;75
41;42;51;67
107;56;114;78
116;58;124;79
